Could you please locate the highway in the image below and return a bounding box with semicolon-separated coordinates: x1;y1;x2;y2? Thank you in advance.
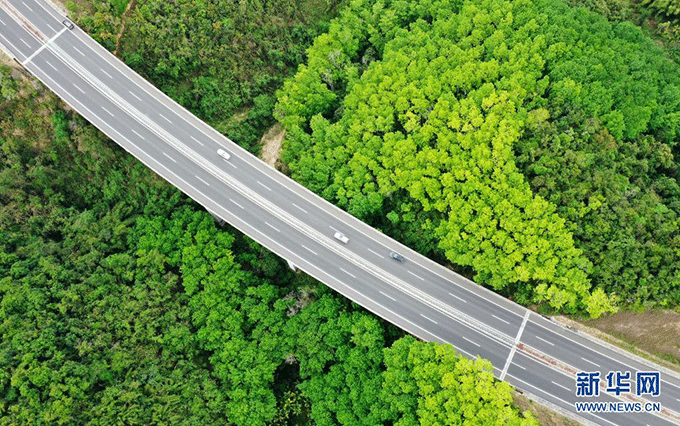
0;1;679;424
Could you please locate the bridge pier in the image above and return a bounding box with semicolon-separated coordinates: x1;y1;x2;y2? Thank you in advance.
286;259;298;272
208;210;225;226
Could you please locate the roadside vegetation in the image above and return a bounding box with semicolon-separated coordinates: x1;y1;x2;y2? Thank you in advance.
277;0;680;316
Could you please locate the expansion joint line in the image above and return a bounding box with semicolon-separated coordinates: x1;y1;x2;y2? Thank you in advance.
500;309;531;380
23;26;67;65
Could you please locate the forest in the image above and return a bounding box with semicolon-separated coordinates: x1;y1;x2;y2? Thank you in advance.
1;0;679;424
0;63;534;425
277;0;680;315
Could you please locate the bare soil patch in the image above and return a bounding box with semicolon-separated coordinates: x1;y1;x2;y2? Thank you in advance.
260;122;285;168
557;309;680;371
113;1;136;56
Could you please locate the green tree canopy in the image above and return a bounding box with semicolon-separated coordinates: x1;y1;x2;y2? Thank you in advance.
277;0;680;313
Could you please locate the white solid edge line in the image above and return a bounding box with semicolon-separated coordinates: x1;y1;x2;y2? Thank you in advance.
28;51;521;408
22;23;67;65
45;21;680;405
510;352;674;426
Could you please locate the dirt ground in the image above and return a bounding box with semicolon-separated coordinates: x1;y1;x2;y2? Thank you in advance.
260;122;285;168
557;309;680;372
513;392;580;426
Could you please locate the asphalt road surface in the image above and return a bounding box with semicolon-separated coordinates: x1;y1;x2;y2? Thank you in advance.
1;1;679;424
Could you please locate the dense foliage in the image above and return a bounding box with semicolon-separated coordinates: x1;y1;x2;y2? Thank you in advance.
0;17;534;424
277;0;680;313
640;0;680;18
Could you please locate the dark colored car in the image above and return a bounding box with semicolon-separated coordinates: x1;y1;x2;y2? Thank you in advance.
390;251;405;263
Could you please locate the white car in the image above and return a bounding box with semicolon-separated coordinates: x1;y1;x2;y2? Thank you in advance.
217;149;231;160
62;19;74;30
334;231;349;244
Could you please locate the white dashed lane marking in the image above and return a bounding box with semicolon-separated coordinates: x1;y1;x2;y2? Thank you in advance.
162;152;177;163
229;199;244;209
379;291;396;301
301;245;317;256
448;292;467;303
420;314;437;325
339;268;356;279
535;335;555;346
492;314;510;325
292;203;308;214
367;248;384;258
264;222;280;232
194;175;210;186
407;270;425;281
581;357;601;368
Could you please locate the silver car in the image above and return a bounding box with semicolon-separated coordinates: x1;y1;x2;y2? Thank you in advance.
334;231;349;244
217;148;231;160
